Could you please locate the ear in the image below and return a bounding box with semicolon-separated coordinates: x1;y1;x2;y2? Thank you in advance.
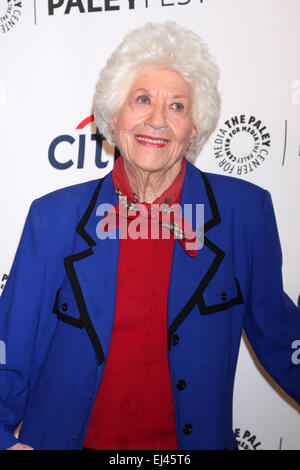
109;117;116;136
109;115;118;143
189;125;197;147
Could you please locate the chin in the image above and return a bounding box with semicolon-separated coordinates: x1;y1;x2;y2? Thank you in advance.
137;152;182;171
127;154;166;172
138;161;170;173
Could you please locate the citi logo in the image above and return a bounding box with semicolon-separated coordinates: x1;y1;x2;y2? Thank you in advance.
48;115;119;170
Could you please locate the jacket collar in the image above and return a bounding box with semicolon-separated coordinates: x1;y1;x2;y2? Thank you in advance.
79;160;220;250
166;162;224;348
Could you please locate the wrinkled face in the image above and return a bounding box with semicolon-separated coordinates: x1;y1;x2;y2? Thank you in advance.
111;68;197;173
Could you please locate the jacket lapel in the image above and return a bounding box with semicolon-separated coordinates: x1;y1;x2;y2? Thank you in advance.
167;162;225;349
64;173;120;366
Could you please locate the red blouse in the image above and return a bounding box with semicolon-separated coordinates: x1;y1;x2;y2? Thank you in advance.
83;157;187;450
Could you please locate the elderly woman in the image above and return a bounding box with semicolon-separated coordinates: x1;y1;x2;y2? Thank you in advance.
0;22;299;451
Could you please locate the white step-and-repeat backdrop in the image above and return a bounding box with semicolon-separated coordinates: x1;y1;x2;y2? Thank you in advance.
1;0;299;450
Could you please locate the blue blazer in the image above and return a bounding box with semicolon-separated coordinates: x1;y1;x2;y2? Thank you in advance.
0;160;299;450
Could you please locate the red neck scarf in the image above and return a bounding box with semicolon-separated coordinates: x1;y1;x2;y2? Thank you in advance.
101;156;198;257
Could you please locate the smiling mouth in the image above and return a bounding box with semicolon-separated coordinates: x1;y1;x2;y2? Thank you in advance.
135;135;169;147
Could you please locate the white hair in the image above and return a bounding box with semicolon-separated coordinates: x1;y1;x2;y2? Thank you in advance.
94;21;221;162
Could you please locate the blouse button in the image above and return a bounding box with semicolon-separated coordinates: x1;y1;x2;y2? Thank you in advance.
61;303;68;312
220;292;228;302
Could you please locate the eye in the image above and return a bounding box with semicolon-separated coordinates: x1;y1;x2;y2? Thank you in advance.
136;95;150;105
170;102;184;111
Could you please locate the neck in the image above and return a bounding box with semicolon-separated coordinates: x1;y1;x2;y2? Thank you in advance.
123;159;183;203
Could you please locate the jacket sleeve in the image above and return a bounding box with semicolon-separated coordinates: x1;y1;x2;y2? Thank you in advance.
244;189;300;405
0;199;47;449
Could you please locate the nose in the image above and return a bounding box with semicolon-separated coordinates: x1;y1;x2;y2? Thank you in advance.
145;103;168;131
